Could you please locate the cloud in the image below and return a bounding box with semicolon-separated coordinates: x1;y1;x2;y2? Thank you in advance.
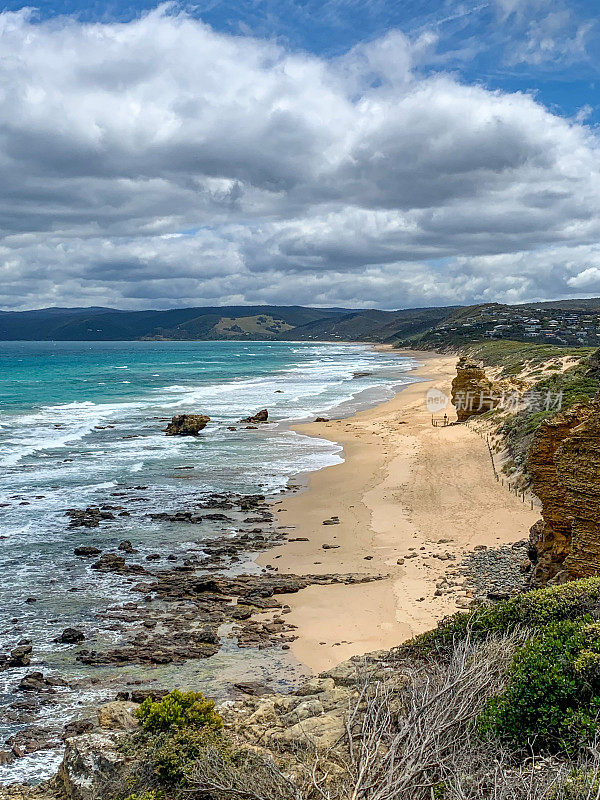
0;5;600;311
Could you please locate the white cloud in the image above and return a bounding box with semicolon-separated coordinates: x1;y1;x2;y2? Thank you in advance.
0;5;600;310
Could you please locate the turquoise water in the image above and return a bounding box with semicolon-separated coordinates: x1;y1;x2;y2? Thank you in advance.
0;340;416;783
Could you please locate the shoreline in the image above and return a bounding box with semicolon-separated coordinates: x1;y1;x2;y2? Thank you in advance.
258;349;538;673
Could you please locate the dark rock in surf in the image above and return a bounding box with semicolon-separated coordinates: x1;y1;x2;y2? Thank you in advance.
56;628;85;644
74;546;102;557
239;409;268;424
164;414;210;436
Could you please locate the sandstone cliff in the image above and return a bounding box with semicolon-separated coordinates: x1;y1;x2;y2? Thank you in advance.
528;399;600;586
450;357;495;422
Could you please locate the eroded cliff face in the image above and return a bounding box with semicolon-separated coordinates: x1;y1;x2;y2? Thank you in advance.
558;402;600;578
450;357;495;422
528;400;600;586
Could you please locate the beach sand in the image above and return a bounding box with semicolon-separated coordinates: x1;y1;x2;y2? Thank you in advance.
258;349;538;673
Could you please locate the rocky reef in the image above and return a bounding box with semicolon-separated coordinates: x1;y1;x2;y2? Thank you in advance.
164;414;210;435
528;398;600;586
239;409;268;424
450;357;496;422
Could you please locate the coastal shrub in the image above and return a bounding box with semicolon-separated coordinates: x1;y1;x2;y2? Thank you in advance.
558;769;600;799
498;362;598;469
123;793;163;800
149;726;225;784
412;577;600;655
478;619;600;753
136;690;222;733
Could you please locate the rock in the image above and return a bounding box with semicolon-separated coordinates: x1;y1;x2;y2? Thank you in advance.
527;400;600;586
239;409;268;424
18;672;66;692
295;677;335;696
62;720;94;740
66;507;115;528
268;713;345;750
2;641;33;669
6;726;60;755
233;681;274;696
164;414;210;436
117;540;137;554
557;399;600;579
90;553;145;575
58;731;131;800
73;546;102;557
96;701;139;731
314;417;329;422
129;689;168;704
91;553;126;572
450;357;496;422
56;628;85;644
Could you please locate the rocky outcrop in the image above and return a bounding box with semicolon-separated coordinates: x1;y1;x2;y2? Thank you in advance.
164;414;210;435
526;405;589;586
557;402;600;578
0;641;32;670
58;731;131;800
96;701;138;732
240;409;268;424
527;400;600;585
450;357;495;422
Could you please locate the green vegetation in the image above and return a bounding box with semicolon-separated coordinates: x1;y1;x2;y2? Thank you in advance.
136;690;222;734
124;793;163;800
143;726;225;784
463;340;593;376
127;692;227;792
414;577;600;651
479;619;600;752
558;769;600;799
499;360;599;471
411;579;600;755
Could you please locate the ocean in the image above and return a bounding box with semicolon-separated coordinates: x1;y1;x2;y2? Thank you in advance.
0;339;417;783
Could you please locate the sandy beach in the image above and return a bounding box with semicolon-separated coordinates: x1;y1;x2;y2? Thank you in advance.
258;349;538;673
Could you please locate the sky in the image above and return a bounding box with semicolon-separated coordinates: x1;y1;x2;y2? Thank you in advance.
0;0;599;311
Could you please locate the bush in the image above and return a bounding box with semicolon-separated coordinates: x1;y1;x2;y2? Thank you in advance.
148;726;225;784
413;577;600;655
136;690;222;733
478;620;600;752
558;769;600;799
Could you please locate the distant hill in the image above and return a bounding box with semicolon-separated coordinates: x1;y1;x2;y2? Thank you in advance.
0;304;457;342
3;299;600;347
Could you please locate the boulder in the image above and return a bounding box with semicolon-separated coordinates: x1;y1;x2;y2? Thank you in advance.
239;409;268;424
18;672;67;692
56;629;85;644
2;641;33;669
164;414;210;436
91;553;127;573
96;701;139;731
73;546;102;557
58;731;131;800
267;713;345;750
